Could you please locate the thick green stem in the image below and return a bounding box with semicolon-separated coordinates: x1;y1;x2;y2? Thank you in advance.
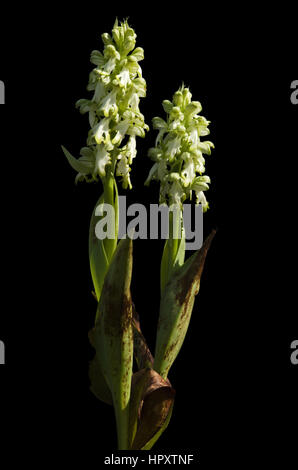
103;170;114;207
114;401;130;450
160;206;184;293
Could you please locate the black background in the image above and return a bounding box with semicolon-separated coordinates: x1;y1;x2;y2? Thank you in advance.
0;5;297;467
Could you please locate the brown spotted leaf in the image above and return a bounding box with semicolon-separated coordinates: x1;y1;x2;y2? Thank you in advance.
132;305;154;370
88;327;112;405
129;368;175;450
154;230;216;379
93;237;134;450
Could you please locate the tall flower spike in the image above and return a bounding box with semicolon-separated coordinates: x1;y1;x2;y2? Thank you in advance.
145;85;214;211
62;19;149;188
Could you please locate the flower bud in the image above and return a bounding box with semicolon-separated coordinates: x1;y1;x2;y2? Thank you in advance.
172;90;183;107
182;87;192;106
101;32;113;46
162;100;173;113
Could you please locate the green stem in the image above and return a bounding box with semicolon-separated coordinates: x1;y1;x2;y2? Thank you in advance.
167;207;181;279
103;169;118;262
115;403;130;450
160;206;183;293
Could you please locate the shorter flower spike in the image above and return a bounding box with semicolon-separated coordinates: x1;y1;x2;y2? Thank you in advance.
145;85;214;211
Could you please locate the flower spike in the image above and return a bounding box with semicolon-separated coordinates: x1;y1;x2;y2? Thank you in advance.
63;19;149;189
145;84;214;211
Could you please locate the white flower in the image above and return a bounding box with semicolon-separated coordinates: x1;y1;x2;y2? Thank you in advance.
93;117;111;145
126;136;137;164
194;156;205;174
112;119;130;145
94;144;111;177
103;57;116;74
181;158;195;186
197;116;210;136
189;128;199;147
169;180;185;205
165;136;181;160
113;69;131;89
195;191;209;212
128;92;140;111
116;154;132;189
197;141;214;155
144;160;167;187
99;89;118;117
192;175;210;192
93;81;106;104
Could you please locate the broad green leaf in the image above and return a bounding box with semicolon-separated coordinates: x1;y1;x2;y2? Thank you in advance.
160;226;185;294
154;230;216;379
93;238;134;450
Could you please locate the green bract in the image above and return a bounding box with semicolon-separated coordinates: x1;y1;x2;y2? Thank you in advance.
145;85;214;211
62;19;149;189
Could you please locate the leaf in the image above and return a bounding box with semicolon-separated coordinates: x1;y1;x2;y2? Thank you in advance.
128;368;151;447
141;401;174;450
89;355;112;404
93;238;134;450
129;368;175;450
61;145;93;174
89;179;119;308
132;305;154;370
88;354;113;405
160;227;185;294
154;230;216;379
88;327;112;405
89;194;109;303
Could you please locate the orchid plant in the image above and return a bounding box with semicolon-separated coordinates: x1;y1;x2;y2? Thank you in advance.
63;19;215;450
